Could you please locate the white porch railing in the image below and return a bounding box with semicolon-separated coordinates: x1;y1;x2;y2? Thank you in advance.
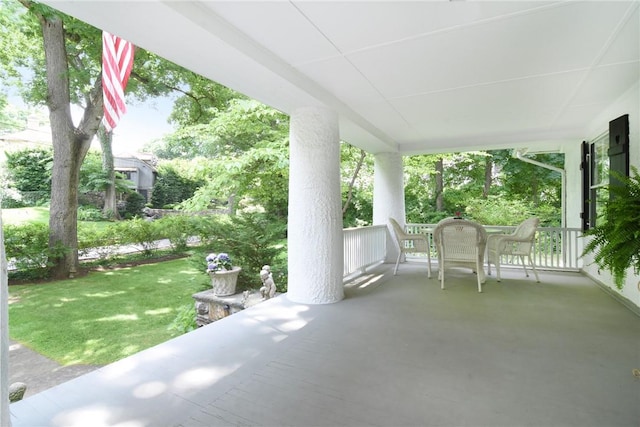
341;223;583;279
406;223;583;271
343;225;387;278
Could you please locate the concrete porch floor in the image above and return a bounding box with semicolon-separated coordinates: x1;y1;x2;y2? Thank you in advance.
10;263;640;427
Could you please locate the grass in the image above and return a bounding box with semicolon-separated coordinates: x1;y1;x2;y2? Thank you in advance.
2;206;114;232
1;206;50;226
8;258;209;366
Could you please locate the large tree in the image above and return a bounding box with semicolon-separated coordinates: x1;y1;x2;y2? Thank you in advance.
27;2;103;278
1;0;236;277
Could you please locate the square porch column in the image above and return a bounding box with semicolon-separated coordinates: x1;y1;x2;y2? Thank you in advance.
288;106;344;304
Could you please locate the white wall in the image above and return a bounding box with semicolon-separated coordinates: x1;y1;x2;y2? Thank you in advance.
582;82;640;308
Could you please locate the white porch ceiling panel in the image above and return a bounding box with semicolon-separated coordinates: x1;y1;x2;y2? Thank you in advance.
42;1;639;155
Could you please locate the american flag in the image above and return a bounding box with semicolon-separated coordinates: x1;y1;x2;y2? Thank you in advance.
102;31;134;132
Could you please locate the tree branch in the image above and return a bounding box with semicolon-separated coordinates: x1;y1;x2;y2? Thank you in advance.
342;149;366;216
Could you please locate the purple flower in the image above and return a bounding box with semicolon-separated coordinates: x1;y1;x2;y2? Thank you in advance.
205;252;233;272
217;253;231;263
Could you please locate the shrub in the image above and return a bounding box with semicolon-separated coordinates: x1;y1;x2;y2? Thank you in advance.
150;168;200;209
78;224;121;263
77;205;105;221
191;212;287;292
4;148;52;194
112;218;162;257
156;215;196;253
168;303;198;335
3;223;66;280
118;191;146;219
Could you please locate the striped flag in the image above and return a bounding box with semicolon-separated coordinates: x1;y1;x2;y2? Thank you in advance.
102;31;134;132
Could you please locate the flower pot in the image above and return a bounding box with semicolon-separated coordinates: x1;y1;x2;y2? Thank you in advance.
209;266;241;296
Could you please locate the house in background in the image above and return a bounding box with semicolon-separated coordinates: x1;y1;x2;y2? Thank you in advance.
113;151;158;202
0;114;52;161
0;114;158;203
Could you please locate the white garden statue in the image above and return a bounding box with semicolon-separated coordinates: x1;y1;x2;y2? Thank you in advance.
260;265;276;300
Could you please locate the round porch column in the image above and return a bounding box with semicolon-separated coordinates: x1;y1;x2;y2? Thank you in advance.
373;152;405;263
288;106;344;304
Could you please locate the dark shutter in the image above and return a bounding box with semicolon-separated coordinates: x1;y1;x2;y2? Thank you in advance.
590;142;597;227
608;114;630;191
580;141;590;231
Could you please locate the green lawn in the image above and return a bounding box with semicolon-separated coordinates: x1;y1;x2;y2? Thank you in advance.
2;206;114;232
8;258;209;365
2;206;50;226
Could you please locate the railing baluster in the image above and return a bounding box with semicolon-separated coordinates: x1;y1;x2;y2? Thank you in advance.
342;223;582;279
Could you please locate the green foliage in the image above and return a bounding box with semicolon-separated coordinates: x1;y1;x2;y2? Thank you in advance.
3;222;65;279
158;214;198;252
402;150;562;226
168;303;198;335
150;166;200;208
112;218;162;257
498;151;564;208
78;223;120;263
191;212;287;291
78;151;132;196
176;100;291;218
0;95;28;132
118;191;146;219
341;144;374;227
583;168;640;289
77;205;106;221
4;147;52;194
465;196;534;225
8;258;205;365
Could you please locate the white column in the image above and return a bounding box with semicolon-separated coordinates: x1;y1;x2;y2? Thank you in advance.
288;106;344;304
373;152;405;263
1;212;10;427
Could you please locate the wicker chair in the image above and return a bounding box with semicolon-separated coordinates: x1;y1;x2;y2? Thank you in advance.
433;218;487;292
389;217;431;278
487;217;540;282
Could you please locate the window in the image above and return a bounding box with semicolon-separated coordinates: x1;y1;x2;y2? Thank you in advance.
590;133;609;227
581;114;629;231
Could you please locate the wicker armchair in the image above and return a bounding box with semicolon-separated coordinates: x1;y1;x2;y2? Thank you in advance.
433;218;487;292
389;217;431;278
487;217;540;282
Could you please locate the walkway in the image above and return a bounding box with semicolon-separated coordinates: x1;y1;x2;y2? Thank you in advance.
10;265;640;426
9;340;99;399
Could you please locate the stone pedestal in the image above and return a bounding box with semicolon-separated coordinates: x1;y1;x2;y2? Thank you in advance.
192;289;267;326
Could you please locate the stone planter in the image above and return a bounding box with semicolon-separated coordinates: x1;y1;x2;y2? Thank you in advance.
209;267;241;296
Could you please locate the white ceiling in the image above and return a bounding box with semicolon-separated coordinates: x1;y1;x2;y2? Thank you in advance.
43;1;639;155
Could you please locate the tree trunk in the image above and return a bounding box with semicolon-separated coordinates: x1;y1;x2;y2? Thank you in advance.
483;156;492;198
342;149;366;216
98;127;120;219
435;157;444;211
40;16;103;279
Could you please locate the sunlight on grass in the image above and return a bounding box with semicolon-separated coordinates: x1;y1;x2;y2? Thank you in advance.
96;314;139;322
1;206;49;225
84;291;127;298
145;308;172;315
2;206;114;232
8;258;210;365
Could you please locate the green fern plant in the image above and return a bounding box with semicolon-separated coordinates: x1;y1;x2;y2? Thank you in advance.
582;166;640;289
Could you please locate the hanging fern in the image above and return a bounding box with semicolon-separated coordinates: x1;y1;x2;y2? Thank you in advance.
583;166;640;289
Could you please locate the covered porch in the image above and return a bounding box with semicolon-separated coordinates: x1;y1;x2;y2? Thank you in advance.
3;2;639;425
10;264;640;426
